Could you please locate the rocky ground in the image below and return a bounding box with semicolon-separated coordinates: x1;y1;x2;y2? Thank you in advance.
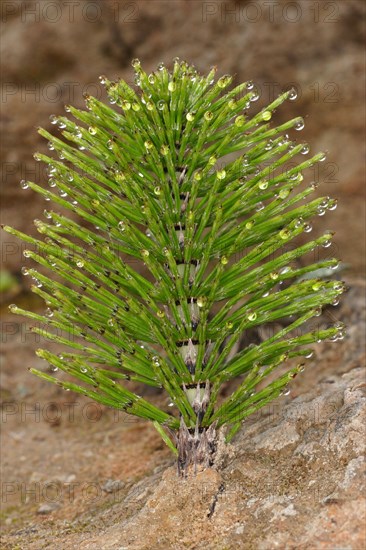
1;1;365;548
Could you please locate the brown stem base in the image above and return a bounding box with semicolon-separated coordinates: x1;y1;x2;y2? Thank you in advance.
176;418;222;477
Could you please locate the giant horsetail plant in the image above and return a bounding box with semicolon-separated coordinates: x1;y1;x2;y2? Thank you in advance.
4;59;345;476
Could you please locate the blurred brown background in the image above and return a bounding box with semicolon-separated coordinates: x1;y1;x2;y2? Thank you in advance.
1;0;365;281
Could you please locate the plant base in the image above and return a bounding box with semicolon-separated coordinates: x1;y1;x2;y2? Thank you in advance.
175;418;227;477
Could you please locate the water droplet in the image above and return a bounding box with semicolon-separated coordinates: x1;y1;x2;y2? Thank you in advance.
317;206;326;216
50;365;58;372
250;89;260;102
88;126;97;135
279;229;290;240
255;202;264;212
334;281;344;292
141;249;150;258
331;297;340;306
270;272;279;280
318;152;327;162
132;102;140;112
216;169;226;180
20;180;29;190
118;221;126;232
197;297;206;308
23;250;32;258
144;140;153;150
246;81;254;90
168;81;176;92
247;311;257;322
186;112;195;122
160;144;169;156
294;118;305;131
245;221;254;229
220;256;228;265
218;74;232;88
295;218;303;228
99;75;107;84
328;199;338;211
283;388;291;396
204;111;213;121
21;267;29;276
157;310;165;318
131;58;141;69
262;111;272;121
154;186;161;196
312;282;323;291
235;115;245;127
76;260;84;268
258;181;268;190
225;321;233;329
303;223;312;233
265;140;274;151
157;100;166;110
45;308;54;318
148;74;156;84
59;190;68;198
305;350;314;359
288;88;298;101
44;210;52;220
9;304;18;313
279;189;290;199
121;100;131;111
47;141;55;151
301;145;310;155
157;62;165;71
80;366;88;373
322;239;332;248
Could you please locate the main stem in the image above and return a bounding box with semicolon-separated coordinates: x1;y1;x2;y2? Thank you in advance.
172;174;221;476
176;382;220;476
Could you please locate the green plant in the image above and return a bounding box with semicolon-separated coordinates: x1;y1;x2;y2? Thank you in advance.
4;59;345;475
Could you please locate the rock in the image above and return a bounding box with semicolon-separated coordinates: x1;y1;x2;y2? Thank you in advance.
37;502;60;515
101;479;124;494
